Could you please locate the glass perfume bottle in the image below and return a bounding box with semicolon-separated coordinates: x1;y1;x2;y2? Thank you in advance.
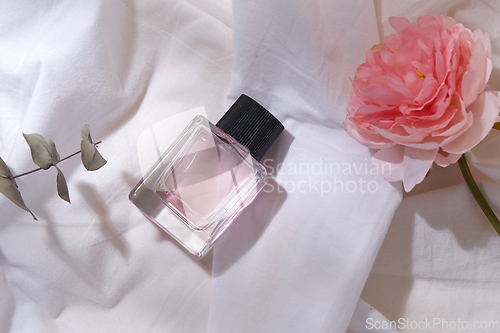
129;95;284;257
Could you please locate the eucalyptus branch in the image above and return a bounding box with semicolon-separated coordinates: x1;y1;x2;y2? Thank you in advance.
0;125;106;220
10;141;102;180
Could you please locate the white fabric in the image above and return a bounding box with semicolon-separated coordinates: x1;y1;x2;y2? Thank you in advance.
360;2;500;333
207;1;401;332
1;1;499;333
347;299;399;333
0;1;232;331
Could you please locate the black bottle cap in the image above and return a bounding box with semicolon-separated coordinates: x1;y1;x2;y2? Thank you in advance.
215;94;284;161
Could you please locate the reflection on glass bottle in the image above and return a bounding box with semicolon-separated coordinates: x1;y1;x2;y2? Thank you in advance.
129;95;283;257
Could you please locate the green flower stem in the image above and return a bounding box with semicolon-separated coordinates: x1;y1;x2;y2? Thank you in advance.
458;154;500;237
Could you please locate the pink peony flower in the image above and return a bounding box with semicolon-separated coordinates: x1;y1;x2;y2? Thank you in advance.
344;15;499;191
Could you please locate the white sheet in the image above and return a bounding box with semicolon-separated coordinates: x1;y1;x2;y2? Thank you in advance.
208;1;401;332
360;2;500;333
1;0;499;332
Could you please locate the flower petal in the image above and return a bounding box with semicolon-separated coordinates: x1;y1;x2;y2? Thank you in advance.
372;124;426;144
461;32;490;107
442;91;500;154
371;145;405;182
389;16;416;37
434;150;461;167
402;146;438;192
344;120;396;149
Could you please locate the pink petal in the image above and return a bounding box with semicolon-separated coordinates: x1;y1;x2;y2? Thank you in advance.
417;15;446;39
414;75;440;105
386;77;414;99
434;44;447;82
355;104;384;115
403;146;438;192
344;120;396;149
429;92;470;137
475;29;492;59
461;33;489;107
434;150;461;167
373;125;427;144
444;16;457;30
354;83;406;105
413;86;450;122
442;91;500;154
474;29;493;84
485;58;493;88
371;145;405;182
389;16;416;37
408;97;470;149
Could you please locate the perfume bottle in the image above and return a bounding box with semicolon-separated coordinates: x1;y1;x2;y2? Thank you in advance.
129;95;284;257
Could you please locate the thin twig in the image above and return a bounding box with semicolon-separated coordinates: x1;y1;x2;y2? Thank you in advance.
10;166;42;179
10;141;102;180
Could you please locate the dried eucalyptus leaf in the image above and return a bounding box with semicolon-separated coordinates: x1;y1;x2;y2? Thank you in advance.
0;157;37;220
23;133;60;169
81;140;107;171
81;124;92;143
55;166;70;203
46;139;60;162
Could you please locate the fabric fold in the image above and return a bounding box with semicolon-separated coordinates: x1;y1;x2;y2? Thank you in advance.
207;1;403;331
